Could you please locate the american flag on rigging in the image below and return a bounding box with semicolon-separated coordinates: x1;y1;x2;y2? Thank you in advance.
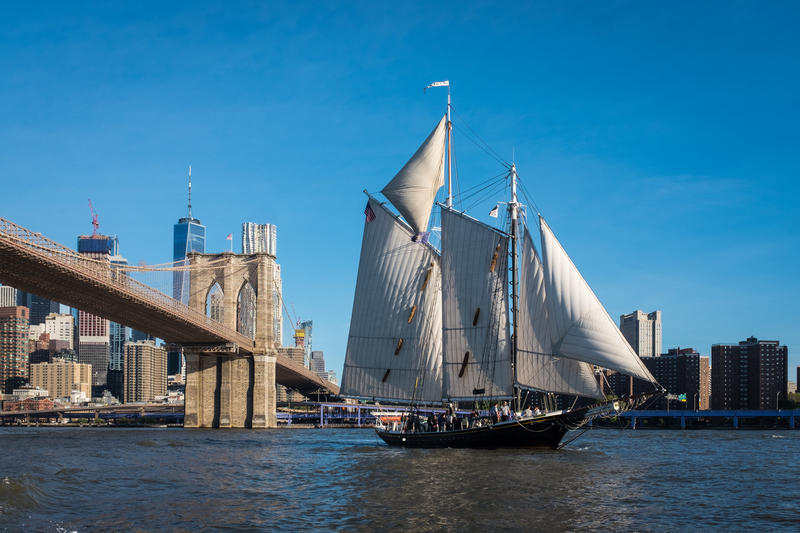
364;201;376;223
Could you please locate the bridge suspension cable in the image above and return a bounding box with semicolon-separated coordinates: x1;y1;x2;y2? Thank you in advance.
0;216;339;396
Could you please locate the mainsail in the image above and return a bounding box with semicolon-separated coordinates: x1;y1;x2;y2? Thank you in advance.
538;216;657;383
340;197;443;403
382;115;447;236
440;207;513;400
517;229;606;400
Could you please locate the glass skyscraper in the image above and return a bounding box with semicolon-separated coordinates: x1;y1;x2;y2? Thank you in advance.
109;246;130;373
298;320;312;368
15;291;60;325
173;216;206;305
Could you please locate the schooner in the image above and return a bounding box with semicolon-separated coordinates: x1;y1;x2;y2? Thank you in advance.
340;85;663;448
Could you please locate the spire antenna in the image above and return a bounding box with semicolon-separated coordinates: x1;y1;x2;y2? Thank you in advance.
188;165;192;219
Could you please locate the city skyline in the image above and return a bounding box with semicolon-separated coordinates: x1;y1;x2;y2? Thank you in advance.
1;3;798;377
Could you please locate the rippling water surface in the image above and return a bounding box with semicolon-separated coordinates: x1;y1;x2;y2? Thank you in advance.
0;427;797;531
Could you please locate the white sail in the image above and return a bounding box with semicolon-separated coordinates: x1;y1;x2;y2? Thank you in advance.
538;216;657;383
440;207;513;400
340;197;443;403
517;228;606;400
382;115;447;236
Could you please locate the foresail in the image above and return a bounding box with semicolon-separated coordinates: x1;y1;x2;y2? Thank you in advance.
517;229;606;400
538;217;657;384
381;115;447;236
341;197;443;403
441;207;513;400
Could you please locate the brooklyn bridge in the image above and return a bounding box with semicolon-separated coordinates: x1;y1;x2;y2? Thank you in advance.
0;217;339;428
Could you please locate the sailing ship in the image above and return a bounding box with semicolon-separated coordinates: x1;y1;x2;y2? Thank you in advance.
340;84;663;448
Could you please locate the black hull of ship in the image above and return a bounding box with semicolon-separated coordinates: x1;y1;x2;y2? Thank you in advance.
376;406;591;450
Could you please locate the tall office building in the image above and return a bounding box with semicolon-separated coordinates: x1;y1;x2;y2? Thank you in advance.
30;358;92;400
636;348;710;410
242;222;277;256
324;370;337;386
700;356;710;408
297;320;313;368
15;291;60;325
711;337;788;410
241;222;282;345
106;248;131;374
0;286;17;307
173;167;206;305
77;234;115;396
0;307;30;393
172;216;206;303
620;310;662;358
131;330;153;342
28;327;55;366
310;350;325;373
109;322;131;372
123;340;167;403
43;313;74;350
612;310;662;397
29;322;45;338
309;351;337;384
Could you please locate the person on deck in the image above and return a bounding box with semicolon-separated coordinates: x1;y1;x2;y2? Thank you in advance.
489;403;498;424
447;403;458;430
501;401;511;421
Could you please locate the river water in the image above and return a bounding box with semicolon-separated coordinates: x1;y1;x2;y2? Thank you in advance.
0;427;797;531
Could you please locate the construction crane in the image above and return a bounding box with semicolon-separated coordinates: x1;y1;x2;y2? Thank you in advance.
88;199;99;236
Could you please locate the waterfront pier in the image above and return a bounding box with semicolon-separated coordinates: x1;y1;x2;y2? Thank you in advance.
607;409;800;430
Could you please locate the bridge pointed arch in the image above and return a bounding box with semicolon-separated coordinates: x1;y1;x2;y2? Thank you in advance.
237;280;257;340
206;281;224;323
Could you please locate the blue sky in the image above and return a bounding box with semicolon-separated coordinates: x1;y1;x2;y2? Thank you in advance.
1;2;798;379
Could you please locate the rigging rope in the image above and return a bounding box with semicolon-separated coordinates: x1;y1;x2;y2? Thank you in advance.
451;107;510;169
451;171;507;202
558;426;591;449
465;180;508;213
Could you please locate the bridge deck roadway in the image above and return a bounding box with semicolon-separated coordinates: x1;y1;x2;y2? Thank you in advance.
0;220;338;396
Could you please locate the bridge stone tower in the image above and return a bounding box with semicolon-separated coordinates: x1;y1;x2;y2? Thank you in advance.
183;252;278;428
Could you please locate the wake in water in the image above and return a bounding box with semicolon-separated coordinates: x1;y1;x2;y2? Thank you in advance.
0;474;46;515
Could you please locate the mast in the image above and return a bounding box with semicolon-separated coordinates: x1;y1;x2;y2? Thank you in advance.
509;164;520;411
446;85;452;208
424;80;452;207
